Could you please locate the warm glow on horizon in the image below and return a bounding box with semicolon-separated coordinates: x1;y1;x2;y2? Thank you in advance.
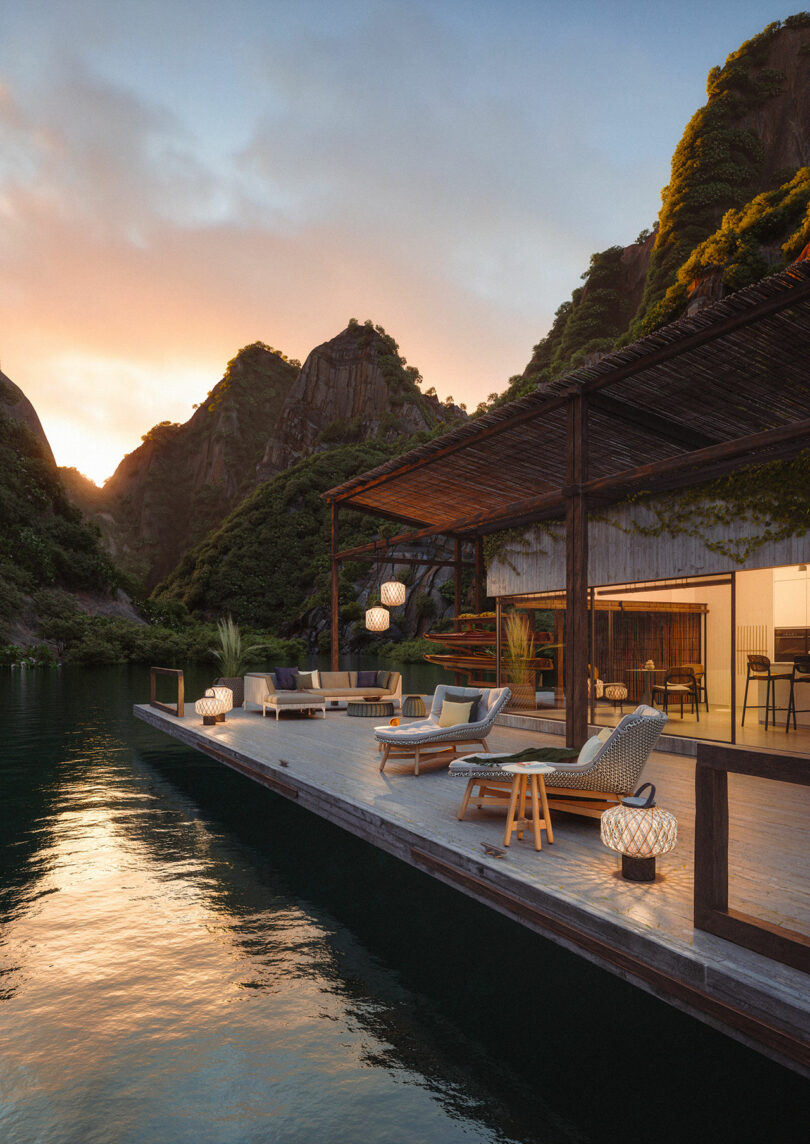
0;0;790;478
39;354;217;485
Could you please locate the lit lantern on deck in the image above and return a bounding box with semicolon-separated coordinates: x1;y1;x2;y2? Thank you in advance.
195;690;227;726
210;686;233;723
600;783;677;882
365;606;390;632
381;580;406;607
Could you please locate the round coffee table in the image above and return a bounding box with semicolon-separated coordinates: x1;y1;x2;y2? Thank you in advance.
402;694;427;718
347;699;395;718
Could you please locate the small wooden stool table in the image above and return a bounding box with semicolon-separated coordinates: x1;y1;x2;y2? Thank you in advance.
499;762;555;851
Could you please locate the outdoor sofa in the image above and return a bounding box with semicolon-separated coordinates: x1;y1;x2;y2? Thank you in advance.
244;669;402;713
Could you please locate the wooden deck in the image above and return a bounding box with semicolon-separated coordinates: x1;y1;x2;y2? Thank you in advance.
134;702;810;1076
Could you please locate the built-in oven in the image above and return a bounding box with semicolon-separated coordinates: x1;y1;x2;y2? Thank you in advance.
774;627;810;661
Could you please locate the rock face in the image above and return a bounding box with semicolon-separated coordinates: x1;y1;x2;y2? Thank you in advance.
259;323;464;479
0;370;56;465
82;326;464;590
97;344;300;587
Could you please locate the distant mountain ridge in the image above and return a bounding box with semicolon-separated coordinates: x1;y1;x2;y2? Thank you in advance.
502;14;810;405
76;324;465;591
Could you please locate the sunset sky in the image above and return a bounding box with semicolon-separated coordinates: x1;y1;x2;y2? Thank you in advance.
0;0;793;484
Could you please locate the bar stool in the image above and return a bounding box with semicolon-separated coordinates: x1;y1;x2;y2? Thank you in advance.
741;654;792;730
785;654;810;732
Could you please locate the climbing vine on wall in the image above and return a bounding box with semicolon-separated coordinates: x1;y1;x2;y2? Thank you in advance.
483;523;565;572
608;449;810;563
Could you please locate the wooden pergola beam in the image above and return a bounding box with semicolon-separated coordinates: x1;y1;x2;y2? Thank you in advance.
343;415;810;545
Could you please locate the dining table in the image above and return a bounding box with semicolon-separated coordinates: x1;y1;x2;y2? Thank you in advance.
628;666;668;707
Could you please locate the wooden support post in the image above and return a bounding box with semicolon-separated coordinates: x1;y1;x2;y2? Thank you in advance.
474;537;484;614
454;539;463;685
565;393;589;748
589;585;596;726
331;502;340;671
496;597;502;687
730;571;736;744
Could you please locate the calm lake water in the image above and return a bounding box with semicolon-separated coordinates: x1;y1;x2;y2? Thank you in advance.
1;664;806;1144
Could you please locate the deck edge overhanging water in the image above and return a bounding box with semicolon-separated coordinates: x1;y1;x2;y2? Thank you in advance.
133;703;810;1078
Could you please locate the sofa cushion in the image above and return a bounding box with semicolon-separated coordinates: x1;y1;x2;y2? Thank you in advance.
320;671;351;688
577;735;603;766
357;670;378;686
275;666;298;690
438;698;475;728
295;670;320;689
445;689;482;721
376;669;392;689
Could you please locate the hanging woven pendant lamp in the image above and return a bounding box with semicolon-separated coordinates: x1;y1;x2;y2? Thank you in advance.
365;605;390;632
365;537;391;631
381;579;406;607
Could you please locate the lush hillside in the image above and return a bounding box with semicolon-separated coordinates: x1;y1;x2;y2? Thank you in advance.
152;436;460;652
0;386;118;641
498;15;810;405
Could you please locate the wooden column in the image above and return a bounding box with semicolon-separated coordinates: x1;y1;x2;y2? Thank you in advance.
330;502;340;670
454;539;463;685
730;570;736;744
474;536;485;614
565;393;589;748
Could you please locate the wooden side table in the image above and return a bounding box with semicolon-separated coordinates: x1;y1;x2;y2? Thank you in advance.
500;763;555;851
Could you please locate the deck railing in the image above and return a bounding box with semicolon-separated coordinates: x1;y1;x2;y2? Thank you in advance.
694;742;810;974
149;667;184;718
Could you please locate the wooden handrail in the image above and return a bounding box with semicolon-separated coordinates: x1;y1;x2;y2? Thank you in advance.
694;742;810;974
149;667;184;718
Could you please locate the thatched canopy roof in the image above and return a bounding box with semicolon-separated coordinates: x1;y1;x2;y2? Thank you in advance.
325;261;810;540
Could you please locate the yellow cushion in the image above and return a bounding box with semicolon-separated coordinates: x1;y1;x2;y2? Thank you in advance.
597;727;612;743
438;699;474;728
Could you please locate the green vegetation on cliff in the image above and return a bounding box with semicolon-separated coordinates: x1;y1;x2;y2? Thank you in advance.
634;14;810;335
152;441;408;631
0;391;118;634
499;16;810;406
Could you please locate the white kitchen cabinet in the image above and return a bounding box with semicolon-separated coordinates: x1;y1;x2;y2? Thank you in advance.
773;576;808;626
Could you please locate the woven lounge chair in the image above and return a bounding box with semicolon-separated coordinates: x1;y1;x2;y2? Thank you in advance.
375;685;511;776
452;704;667;820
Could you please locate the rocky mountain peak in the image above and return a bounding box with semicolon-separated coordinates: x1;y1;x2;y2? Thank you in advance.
258;321;466;479
0;369;56;465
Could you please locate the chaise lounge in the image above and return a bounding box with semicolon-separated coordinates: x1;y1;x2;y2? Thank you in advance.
451;704;667;819
375;684;511;776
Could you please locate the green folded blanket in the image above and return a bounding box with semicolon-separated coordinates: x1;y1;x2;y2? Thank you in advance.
466;746;579;766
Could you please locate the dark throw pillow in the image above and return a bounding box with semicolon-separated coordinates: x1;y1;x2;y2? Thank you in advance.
274;666;299;691
376;670;392;690
445;689;482;721
357;670;378;687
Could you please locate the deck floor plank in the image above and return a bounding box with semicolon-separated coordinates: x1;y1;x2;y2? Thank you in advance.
134;702;810;1072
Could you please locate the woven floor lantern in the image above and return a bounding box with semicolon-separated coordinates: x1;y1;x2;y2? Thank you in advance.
601;783;677;882
209;686;233;723
195;690;227;726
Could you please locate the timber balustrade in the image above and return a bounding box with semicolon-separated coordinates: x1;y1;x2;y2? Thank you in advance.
694;742;810;974
149;667;184;718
